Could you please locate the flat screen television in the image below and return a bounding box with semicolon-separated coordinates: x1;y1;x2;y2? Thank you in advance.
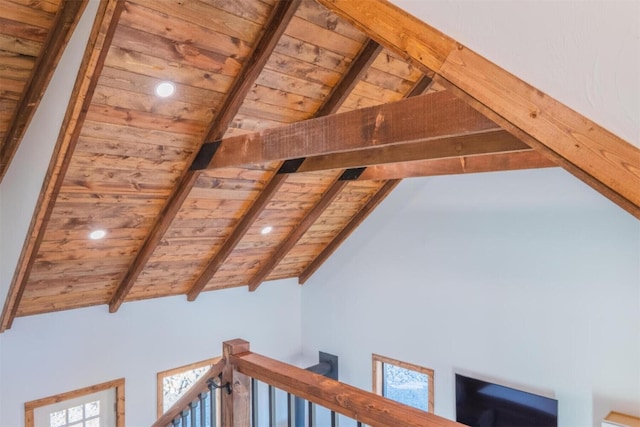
455;374;558;427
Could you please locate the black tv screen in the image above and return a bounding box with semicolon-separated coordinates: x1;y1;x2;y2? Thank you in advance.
455;374;558;427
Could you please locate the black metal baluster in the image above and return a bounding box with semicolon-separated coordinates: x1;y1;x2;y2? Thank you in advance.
330;411;337;427
356;422;362;427
308;401;315;427
208;381;217;427
172;417;181;427
287;393;295;427
251;378;259;427
268;385;276;427
190;401;198;427
181;409;189;427
199;392;207;427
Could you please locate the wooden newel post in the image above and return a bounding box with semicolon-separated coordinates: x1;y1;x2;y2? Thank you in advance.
221;339;251;427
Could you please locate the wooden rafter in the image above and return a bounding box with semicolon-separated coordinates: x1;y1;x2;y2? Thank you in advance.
315;39;383;117
297;75;431;285
248;175;350;291
185;171;289;301
299;179;400;284
0;0;87;182
107;0;303;312
315;0;640;218
207;90;497;169
185;37;383;300
0;0;125;332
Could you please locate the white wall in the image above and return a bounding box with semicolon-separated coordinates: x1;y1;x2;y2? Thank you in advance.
0;280;302;427
390;0;640;148
301;169;640;427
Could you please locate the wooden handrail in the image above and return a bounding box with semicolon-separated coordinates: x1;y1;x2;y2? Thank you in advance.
229;349;464;427
152;358;224;427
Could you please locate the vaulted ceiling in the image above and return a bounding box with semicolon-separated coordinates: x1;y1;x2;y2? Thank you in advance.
1;0;638;331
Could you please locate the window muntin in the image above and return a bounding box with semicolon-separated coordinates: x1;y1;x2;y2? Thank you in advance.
25;379;124;427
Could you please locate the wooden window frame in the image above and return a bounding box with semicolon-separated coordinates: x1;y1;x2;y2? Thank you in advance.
24;378;125;427
156;357;221;417
372;354;434;413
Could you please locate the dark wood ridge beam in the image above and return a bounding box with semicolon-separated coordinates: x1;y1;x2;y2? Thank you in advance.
0;0;88;183
0;0;125;332
314;0;640;218
248;168;366;292
207;90;497;169
299;179;400;284
297;75;431;285
185;36;384;300
107;0;303;312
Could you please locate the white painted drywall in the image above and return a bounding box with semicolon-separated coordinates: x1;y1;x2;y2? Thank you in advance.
0;280;302;427
389;0;640;148
301;168;640;427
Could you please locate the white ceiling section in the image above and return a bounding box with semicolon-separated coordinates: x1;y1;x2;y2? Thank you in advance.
390;0;640;148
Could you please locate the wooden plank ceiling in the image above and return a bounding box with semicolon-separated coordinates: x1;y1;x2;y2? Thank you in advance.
1;0;637;330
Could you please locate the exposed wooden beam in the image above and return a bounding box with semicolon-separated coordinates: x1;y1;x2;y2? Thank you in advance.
316;39;383;116
297;129;528;173
0;0;88;183
359;150;556;181
299;179;399;284
248;174;353;292
315;0;640;217
107;0;302;312
298;75;432;285
436;76;640;218
186;171;289;301
207;90;497;169
185;35;381;300
0;0;125;332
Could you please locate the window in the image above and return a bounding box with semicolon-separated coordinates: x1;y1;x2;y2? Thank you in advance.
372;354;434;412
25;379;124;427
157;357;221;417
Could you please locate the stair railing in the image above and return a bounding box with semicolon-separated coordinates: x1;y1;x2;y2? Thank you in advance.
153;358;225;427
155;338;464;427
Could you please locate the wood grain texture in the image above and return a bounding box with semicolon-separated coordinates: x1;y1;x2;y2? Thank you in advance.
298;179;399;284
358;150;556;181
0;0;124;332
231;350;464;427
108;0;302;311
209;90;496;169
0;0;86;182
248;176;346;291
318;0;640;214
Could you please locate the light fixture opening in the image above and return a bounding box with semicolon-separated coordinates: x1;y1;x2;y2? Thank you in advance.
154;81;175;98
89;229;107;240
261;226;273;235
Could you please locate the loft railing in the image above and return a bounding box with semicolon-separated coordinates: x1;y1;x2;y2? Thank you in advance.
154;339;464;427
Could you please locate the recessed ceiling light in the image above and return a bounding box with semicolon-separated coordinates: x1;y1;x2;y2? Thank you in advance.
89;229;107;240
261;226;273;235
154;81;175;98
